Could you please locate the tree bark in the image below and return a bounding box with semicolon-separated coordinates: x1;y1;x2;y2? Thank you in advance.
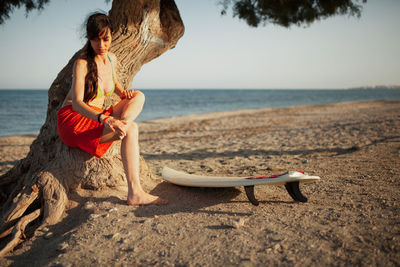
0;0;184;255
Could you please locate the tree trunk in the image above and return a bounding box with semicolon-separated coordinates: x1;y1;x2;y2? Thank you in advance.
0;0;184;256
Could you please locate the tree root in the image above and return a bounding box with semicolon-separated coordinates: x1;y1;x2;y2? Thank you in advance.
0;171;68;258
0;208;41;257
38;171;68;225
0;226;14;239
0;185;39;234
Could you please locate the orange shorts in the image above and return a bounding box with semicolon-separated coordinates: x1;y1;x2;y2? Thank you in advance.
57;105;113;158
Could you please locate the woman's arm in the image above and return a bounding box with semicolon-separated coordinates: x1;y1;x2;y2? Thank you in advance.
71;59;127;137
71;59;106;121
114;79;128;99
109;53;135;99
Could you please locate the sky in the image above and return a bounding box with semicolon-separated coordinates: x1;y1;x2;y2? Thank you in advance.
0;0;399;90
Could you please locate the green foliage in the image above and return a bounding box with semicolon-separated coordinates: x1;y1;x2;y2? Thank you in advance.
0;0;50;24
0;0;366;27
219;0;367;27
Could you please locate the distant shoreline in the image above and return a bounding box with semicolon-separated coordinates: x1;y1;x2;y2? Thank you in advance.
347;85;400;90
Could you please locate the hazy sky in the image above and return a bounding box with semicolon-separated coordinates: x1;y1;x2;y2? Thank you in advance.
0;0;399;89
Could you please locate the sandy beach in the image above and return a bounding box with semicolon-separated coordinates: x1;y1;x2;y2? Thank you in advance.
0;100;399;266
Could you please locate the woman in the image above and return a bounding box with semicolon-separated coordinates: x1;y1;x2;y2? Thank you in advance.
57;12;167;206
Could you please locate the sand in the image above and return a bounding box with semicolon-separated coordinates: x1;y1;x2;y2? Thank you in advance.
0;100;399;266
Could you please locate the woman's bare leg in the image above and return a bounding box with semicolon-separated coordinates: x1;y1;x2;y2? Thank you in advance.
101;91;167;205
121;122;167;205
112;91;145;122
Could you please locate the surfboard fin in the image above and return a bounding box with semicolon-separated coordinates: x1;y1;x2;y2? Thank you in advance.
244;186;259;206
285;182;308;202
245;182;308;205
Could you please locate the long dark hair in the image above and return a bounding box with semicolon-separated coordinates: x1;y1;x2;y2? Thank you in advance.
81;12;113;103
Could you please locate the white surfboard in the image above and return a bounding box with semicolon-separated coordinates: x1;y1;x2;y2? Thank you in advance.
162;167;320;205
162;167;320;187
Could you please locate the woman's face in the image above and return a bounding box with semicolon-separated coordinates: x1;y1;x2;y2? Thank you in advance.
90;28;112;56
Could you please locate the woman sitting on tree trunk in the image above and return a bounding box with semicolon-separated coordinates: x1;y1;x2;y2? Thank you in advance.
57;12;167;206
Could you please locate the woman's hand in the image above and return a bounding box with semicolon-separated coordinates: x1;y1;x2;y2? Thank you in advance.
104;116;127;139
120;89;135;100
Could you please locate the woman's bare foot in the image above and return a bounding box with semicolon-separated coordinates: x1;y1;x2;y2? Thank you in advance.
126;191;168;206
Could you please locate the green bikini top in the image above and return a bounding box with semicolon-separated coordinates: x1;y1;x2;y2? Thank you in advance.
95;54;115;99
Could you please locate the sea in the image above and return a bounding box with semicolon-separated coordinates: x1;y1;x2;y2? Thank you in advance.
0;88;399;137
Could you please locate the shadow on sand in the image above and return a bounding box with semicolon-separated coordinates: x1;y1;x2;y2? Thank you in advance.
133;181;250;218
4;193;123;267
4;179;248;266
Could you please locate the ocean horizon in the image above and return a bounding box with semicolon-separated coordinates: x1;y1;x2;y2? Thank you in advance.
2;86;399;90
0;88;399;137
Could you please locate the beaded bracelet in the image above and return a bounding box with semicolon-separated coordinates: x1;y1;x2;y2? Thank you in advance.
97;110;107;123
97;113;102;123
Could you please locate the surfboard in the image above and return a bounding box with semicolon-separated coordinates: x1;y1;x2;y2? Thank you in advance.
162;167;320;206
